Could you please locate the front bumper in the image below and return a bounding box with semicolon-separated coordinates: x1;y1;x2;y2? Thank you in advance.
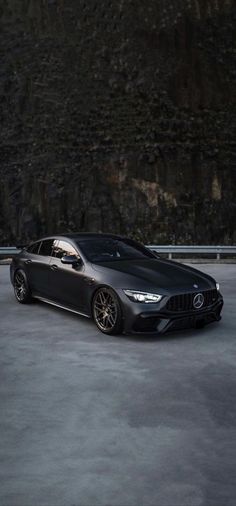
118;289;224;334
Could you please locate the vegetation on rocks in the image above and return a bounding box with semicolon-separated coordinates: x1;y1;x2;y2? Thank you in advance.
0;0;236;245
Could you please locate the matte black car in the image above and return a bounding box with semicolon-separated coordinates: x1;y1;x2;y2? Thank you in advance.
10;233;223;335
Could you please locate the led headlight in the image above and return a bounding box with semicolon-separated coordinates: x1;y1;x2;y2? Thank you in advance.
123;289;162;303
216;283;220;291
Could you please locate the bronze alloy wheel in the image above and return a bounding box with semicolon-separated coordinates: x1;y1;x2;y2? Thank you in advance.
14;270;32;304
93;287;123;335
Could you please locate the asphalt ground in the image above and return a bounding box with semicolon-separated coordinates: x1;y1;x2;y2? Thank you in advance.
0;264;236;506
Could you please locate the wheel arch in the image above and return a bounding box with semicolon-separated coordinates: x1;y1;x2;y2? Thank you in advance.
13;268;32;303
90;285;124;334
90;284;119;313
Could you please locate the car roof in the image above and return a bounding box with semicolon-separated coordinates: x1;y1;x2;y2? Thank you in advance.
33;233;125;242
64;233;124;240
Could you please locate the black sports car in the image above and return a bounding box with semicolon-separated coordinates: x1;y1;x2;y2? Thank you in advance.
10;233;223;335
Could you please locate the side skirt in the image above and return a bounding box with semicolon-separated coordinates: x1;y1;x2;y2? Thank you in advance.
33;295;91;319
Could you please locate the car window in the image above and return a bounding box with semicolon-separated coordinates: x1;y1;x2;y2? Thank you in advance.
38;239;54;257
76;238;155;262
27;242;41;254
52;240;80;259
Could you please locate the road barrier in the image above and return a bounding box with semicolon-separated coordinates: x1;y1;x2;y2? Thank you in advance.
0;247;22;258
147;245;236;260
0;245;236;260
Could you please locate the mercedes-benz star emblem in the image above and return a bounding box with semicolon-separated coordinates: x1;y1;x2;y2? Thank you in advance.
193;293;204;309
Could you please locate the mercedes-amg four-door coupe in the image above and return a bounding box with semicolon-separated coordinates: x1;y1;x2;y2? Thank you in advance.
10;233;223;335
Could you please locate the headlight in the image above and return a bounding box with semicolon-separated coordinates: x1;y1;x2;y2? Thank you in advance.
123;289;162;303
216;283;220;291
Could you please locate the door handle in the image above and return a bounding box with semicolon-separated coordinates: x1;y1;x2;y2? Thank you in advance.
25;259;32;264
50;264;58;271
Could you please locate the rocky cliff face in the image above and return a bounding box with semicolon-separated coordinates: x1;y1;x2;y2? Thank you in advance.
0;0;236;245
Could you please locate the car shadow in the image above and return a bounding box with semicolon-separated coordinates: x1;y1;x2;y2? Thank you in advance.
35;299;218;344
35;299;92;324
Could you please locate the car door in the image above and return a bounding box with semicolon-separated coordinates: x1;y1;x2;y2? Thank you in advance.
25;239;54;296
48;239;88;312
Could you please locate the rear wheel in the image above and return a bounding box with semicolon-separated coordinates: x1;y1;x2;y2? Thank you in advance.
92;287;123;335
14;270;32;304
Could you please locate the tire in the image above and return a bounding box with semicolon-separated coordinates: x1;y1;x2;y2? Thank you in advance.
92;287;124;335
14;269;32;304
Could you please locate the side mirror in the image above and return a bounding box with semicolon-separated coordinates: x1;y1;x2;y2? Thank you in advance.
61;255;82;266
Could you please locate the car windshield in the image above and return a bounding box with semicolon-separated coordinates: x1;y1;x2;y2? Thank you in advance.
76;238;155;263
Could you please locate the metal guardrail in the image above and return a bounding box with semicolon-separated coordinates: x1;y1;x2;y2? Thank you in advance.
147;245;236;260
0;247;21;257
0;245;236;260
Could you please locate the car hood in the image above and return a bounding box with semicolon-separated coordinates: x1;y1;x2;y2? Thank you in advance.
92;258;216;292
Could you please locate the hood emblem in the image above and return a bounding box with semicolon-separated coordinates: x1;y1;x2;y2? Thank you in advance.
193;293;204;309
193;284;198;289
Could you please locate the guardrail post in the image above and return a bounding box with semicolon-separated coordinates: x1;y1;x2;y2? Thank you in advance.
168;253;172;260
217;253;220;260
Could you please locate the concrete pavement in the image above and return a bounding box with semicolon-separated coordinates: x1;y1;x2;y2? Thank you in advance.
0;264;236;506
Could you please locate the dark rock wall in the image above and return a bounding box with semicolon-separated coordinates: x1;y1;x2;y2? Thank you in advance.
0;0;236;244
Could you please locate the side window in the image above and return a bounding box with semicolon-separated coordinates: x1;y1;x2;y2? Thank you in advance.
52;240;80;259
38;239;54;257
27;242;41;254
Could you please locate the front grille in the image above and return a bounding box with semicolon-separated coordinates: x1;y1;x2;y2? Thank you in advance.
166;289;218;312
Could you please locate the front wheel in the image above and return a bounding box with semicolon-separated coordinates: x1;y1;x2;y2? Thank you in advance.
14;270;32;304
92;287;124;335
